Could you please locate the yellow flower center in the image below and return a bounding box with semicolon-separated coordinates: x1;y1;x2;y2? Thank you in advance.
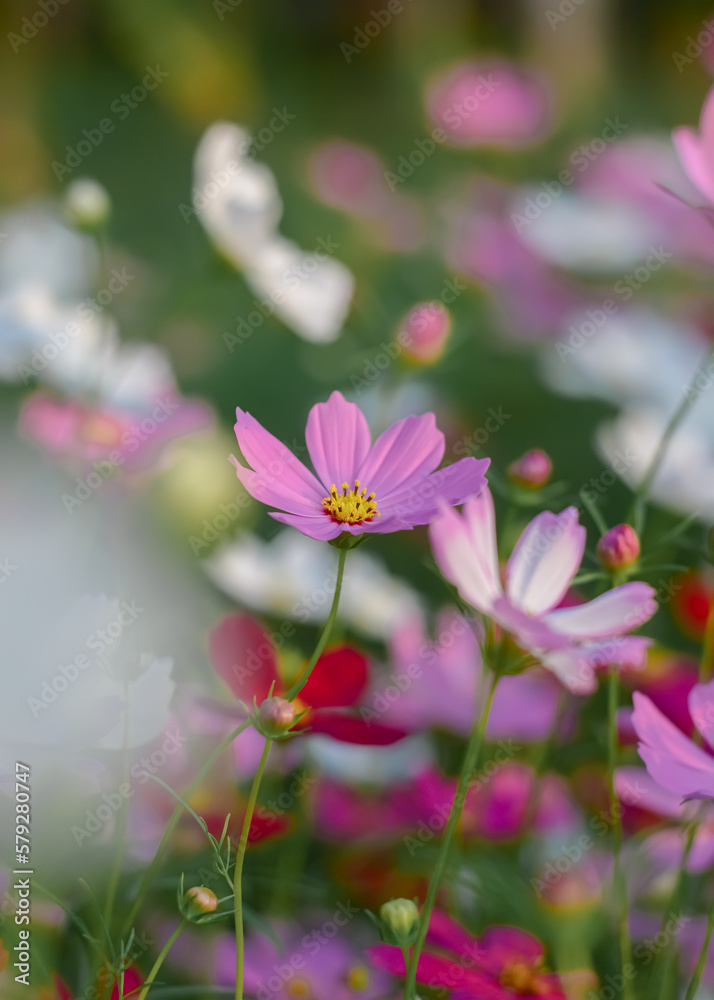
346;964;370;991
286;977;312;998
321;480;380;524
499;961;538;994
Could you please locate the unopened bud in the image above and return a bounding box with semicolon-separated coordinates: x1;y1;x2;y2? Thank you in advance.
379;898;419;946
400;302;451;364
597;524;640;571
507;449;552;490
184;886;218;916
257;696;296;737
65;178;112;230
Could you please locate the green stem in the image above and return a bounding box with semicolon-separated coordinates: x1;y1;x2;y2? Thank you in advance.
136;919;186;1000
632;344;714;534
657;818;699;1000
122;721;250;937
684;899;714;1000
285;548;347;701
234;738;273;1000
403;671;499;1000
607;666;634;1000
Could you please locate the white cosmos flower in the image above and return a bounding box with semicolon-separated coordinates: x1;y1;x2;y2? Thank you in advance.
193;121;355;343
204;528;421;640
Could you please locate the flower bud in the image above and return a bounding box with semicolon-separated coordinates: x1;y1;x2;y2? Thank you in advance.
400;302;451;364
597;524;640;571
183;886;218;916
65;178;111;230
507;449;552;490
379;898;419;946
256;696;296;737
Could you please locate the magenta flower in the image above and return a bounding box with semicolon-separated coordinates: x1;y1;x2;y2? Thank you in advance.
231;390;489;541
631;679;714;801
370;910;566;999
429;488;657;693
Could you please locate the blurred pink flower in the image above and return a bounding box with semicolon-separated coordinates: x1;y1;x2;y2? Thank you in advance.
673;84;714;203
308;140;423;250
400;302;451;363
631;679;714;800
231;390;489;541
370;910;566;998
426;60;552;148
429;488;656;693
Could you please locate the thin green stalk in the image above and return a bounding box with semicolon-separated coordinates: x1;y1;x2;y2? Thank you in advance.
684;900;714;1000
607;666;634;1000
234;738;273;1000
657;817;700;1000
285;547;347;701
136;919;186;1000
122;721;250;937
403;671;500;1000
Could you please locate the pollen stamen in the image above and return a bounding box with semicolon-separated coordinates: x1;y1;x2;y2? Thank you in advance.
322;478;380;525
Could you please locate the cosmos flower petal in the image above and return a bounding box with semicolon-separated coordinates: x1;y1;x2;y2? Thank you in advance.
268;510;344;540
357;412;445;498
382;458;490;526
506;507;585;615
305;390;371;489
632;691;714;799
688;679;714;752
232;407;325;514
545;582;657;638
429;498;503;614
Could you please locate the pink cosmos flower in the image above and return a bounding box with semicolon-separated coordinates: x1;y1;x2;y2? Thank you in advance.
426;60;552;148
672;84;714;203
429;488;656;693
369;910;566;999
400;302;452;363
631;679;714;800
231;390;489;541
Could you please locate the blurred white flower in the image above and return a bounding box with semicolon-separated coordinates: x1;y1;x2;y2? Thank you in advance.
515;191;659;273
193;122;282;268
597;406;714;522
193;121;355;342
541;308;708;410
204;528;422;640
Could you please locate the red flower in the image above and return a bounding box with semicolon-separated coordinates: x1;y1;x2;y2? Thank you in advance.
209;612;407;745
369;911;565;999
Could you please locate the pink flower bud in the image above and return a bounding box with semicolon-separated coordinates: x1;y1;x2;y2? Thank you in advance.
400;302;451;364
257;696;296;735
507;449;552;490
597;524;640;571
184;885;218;915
